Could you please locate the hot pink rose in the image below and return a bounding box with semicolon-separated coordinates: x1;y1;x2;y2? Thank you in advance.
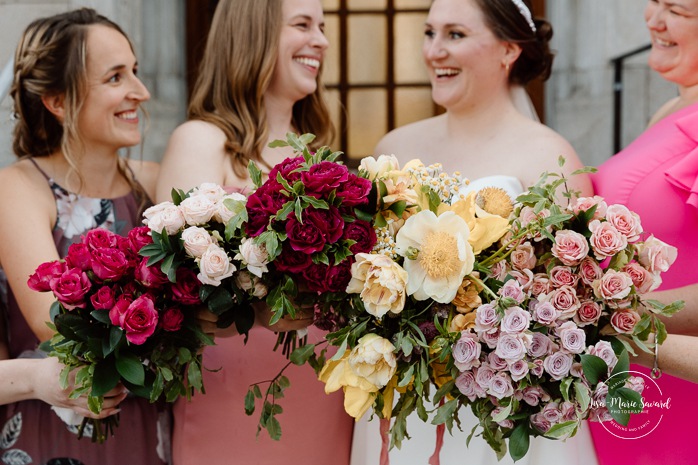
569;196;608;219
593;269;633;301
268;156;304;184
28;260;66;292
589;220;628;260
579;256;603;286
109;297;131;326
623;261;657;294
510;242;537;270
551;230;589;266
49;268;91;310
343;219;377;254
82;228;119;251
91;248;130;281
135;257;170;289
637;235;678;273
606;204;642;243
119;295;159;345
90;285;116;310
171;268;202;305
610;308;641;334
574;300;603;326
128;226;153;252
549;266;579;288
65;243;92;271
160;307;184;332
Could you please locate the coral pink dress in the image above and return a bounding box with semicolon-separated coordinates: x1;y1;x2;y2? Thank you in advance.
590;101;698;465
172;317;353;464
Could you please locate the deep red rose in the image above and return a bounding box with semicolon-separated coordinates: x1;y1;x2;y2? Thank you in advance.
171;268;202;305
325;259;353;292
301;161;349;195
286;215;326;254
302;262;331;293
306;206;344;244
343;219;377;254
82;228;119;251
268;156;304;184
91;247;130;281
135;257;170;289
128;226;153;253
274;243;313;273
90;285;116;310
109;296;132;326
49;268;91;310
65;243;92;271
119;295;159;345
245;182;288;237
160;307;184;332
28;260;66;292
336;174;372;207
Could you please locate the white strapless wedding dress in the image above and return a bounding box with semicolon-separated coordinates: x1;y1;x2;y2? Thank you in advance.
349;175;599;465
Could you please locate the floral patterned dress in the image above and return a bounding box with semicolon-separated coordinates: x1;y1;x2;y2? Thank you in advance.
0;160;167;465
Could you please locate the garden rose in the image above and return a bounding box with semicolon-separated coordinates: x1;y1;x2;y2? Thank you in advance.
236;238;269;277
589;220;628;260
452;331;482;371
557;321;586;354
65;243;92;271
326;260;353;293
179;194;217;226
285;214;326;254
135;257;170;289
606;204;642;242
197;243;236;286
343;219;377;254
119;295;159;345
181;226;215;258
214;192;247;224
91;248;130;281
275;242;313;273
346;253;408;318
637;235;678;273
171;268;202;305
90;285;116;310
543;352;573;380
359;154;400;180
143;201;186;235
610;308;641;334
593;269;633;301
336;174;372;207
192;182;227;202
302;161;349;195
456;370;486;401
551;230;589;266
348;334;397;388
500;306;531;334
28;260;66;292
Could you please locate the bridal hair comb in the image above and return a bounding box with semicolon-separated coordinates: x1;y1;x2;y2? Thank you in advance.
511;0;536;33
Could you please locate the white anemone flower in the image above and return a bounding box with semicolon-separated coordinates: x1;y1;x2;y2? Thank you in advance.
395;210;475;303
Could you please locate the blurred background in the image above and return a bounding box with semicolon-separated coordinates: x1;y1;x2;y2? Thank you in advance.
0;0;677;170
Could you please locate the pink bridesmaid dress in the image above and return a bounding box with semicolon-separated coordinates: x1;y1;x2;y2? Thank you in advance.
590;101;698;465
172;325;354;465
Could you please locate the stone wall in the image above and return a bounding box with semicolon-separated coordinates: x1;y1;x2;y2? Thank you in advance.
0;0;187;167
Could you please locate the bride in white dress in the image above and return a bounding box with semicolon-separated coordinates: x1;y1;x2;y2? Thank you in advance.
350;0;595;464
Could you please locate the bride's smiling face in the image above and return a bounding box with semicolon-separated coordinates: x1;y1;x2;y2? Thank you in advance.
422;0;512;111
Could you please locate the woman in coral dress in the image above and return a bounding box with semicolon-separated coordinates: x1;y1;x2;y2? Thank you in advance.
589;1;698;464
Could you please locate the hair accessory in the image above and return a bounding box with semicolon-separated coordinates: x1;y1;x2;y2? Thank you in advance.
511;0;536;33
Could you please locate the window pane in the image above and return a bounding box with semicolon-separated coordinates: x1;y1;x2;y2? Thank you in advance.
321;0;340;10
348;15;386;84
395;0;432;8
395;87;434;128
348;0;387;9
395;13;429;83
348;89;387;159
323;14;340;85
324;89;343;148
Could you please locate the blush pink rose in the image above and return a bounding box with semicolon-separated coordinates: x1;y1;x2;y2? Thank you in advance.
593;269;633;301
569;196;608;219
500;306;531;334
456;370;487;401
551;230;589;266
119;295;159;345
587;340;618;371
545;285;580;320
530;274;552;297
49;268;92;310
487;372;514;399
509;269;534;291
521;386;551;406
508;359;529;381
579;257;603;286
574;300;603;326
475;303;500;333
510;242;537;270
532;301;560;326
495;333;528;361
606;204;643;242
610;308;641;334
528;331;554;358
28;260;66;292
589;220;628;260
549;266;579;288
475;364;496;390
623;261;658;294
637;235;678;273
498;280;526;304
489;260;509;281
487;352;508;371
543;351;573;380
556;321;586;354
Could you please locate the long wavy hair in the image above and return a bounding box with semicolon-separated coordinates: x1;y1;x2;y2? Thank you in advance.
11;8;147;203
188;0;335;178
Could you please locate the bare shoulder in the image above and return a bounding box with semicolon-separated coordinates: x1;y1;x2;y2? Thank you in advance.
648;97;680;127
164;120;227;160
0;159;54;221
126;159;159;199
374;115;445;158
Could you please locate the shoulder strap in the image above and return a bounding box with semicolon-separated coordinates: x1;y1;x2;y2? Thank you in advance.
27;157;51;182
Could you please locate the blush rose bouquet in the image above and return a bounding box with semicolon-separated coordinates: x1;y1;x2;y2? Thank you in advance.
29;226;213;443
283;157;683;462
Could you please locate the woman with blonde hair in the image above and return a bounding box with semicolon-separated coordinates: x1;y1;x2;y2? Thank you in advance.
0;8;163;464
157;0;353;463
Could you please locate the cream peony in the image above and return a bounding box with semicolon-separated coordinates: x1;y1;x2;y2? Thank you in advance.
396;210;475;303
346;253;408;318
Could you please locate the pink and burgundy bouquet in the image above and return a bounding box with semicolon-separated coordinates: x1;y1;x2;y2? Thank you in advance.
30;226;212;442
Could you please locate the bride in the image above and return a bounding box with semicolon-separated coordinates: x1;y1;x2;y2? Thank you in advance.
351;0;595;464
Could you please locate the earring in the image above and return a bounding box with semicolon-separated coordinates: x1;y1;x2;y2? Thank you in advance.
505;62;511;73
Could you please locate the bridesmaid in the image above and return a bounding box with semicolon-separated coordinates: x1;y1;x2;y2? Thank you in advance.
156;1;354;464
590;1;698;464
0;8;163;464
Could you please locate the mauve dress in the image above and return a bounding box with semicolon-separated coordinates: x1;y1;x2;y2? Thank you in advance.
590;101;698;465
171;184;353;465
0;164;166;465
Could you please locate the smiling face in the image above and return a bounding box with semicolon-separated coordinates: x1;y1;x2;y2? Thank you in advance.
267;0;328;104
645;0;698;87
422;0;515;112
76;24;150;153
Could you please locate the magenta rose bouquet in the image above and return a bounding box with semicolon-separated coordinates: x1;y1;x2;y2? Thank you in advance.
30;226;212;443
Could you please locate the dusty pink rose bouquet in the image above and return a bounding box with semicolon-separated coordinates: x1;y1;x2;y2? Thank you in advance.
29;226;213;442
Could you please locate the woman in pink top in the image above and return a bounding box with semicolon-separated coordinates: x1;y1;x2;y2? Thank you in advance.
156;1;353;464
590;1;698;463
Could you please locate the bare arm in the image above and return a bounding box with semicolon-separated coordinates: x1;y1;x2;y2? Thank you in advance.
0;357;127;416
0;309;8;360
646;283;698;336
633;334;698;384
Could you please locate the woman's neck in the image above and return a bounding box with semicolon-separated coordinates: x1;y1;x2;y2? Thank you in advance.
444;89;520;139
677;84;698;110
263;93;296;141
48;149;127;198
